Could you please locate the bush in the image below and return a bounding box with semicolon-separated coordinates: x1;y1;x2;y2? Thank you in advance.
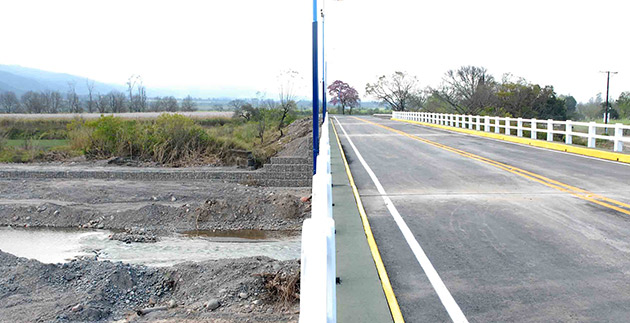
69;114;220;165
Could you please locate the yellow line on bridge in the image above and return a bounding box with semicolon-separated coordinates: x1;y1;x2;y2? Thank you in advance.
352;116;630;216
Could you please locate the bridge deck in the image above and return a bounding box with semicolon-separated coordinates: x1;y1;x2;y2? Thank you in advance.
332;115;630;322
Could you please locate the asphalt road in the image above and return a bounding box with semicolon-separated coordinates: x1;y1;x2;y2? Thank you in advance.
332;115;630;322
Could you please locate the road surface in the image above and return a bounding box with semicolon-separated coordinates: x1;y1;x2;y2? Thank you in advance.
332;115;630;322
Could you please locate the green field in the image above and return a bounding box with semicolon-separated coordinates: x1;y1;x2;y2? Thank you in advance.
5;139;69;150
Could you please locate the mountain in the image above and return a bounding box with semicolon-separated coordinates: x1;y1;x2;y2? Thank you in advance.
0;65;125;96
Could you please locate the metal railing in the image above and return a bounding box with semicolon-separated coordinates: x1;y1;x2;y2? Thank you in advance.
300;113;336;323
393;111;630;153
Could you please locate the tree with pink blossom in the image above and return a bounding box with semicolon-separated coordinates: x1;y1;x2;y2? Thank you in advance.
328;80;360;115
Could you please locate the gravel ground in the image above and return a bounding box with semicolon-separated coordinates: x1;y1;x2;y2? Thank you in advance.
0;250;299;322
0;178;310;233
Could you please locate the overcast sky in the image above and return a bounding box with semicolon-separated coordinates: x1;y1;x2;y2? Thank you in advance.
2;0;628;102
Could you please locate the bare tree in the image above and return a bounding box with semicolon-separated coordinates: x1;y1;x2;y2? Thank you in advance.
67;82;82;113
433;66;497;114
164;96;178;112
277;70;301;135
86;79;96;113
21;91;46;113
0;91;20;113
108;91;127;113
50;91;64;113
181;95;197;111
127;75;141;112
136;83;147;112
96;93;110;113
365;71;422;111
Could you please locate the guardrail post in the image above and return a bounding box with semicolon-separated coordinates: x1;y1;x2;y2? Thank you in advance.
468;115;474;130
565;120;573;145
476;116;481;131
587;122;596;148
494;117;500;133
531;118;537;139
614;123;624;152
505;117;511;135
517;118;523;137
484;116;490;132
547;119;553;141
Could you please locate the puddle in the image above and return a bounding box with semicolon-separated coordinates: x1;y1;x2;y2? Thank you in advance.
0;226;300;267
182;229;300;242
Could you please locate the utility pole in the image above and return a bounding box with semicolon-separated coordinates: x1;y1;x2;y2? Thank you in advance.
600;71;618;125
321;8;327;122
312;0;319;174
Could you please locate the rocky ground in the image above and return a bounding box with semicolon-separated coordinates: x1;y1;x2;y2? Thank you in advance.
0;251;300;322
0;179;310;234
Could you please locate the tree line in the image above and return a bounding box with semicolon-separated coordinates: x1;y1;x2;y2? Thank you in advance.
0;76;197;114
362;66;630;121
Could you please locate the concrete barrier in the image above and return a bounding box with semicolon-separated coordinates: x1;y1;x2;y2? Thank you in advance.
300;113;336;323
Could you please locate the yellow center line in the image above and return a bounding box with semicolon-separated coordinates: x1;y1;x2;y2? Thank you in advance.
351;116;630;216
331;118;405;323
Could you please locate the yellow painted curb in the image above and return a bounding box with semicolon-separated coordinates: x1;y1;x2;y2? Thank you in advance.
391;118;630;164
331;118;405;323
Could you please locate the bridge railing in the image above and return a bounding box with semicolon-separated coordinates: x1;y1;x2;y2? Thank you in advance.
300;113;336;323
393;111;630;153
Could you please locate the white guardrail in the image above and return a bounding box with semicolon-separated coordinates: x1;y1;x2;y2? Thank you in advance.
393;111;630;152
300;113;336;323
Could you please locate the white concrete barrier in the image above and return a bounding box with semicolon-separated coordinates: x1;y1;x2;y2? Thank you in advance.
393;111;630;153
300;113;336;323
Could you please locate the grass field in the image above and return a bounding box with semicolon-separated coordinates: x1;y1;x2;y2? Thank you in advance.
5;139;69;150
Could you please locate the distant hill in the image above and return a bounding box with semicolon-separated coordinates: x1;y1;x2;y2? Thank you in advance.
0;65;125;96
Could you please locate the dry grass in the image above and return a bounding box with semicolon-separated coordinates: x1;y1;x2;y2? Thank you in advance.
257;269;301;306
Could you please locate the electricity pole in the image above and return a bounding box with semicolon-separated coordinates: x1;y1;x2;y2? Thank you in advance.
600;70;618;125
312;0;319;174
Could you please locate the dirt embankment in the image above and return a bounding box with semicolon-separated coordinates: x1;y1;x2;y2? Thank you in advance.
0;251;299;322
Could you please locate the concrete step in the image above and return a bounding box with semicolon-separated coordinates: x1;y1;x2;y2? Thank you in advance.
270;157;311;165
263;163;312;173
254;179;312;187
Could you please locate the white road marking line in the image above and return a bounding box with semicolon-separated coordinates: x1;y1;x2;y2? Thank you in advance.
334;116;469;323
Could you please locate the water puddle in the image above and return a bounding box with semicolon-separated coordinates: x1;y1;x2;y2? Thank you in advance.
0;227;300;267
182;229;300;241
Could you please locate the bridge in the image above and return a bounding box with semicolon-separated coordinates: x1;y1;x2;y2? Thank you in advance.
300;113;630;322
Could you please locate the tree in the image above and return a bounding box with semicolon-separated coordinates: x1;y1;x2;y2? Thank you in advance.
616;92;630;119
96;93;109;113
21;91;46;113
277;70;301;135
127;75;140;112
86;79;96;113
231;99;258;121
48;91;64;113
181;95;197;111
67;82;82;113
0;91;20;113
434;66;497;114
108;91;127;113
366;71;422;111
328;80;360;115
164;96;179;112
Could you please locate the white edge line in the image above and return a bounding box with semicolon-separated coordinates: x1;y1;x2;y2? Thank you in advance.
334;116;469;323
395;118;630;167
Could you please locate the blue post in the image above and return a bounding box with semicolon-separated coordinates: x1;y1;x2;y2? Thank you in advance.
321;9;327;121
312;0;319;174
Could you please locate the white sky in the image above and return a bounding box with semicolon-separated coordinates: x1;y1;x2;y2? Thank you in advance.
1;0;628;103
